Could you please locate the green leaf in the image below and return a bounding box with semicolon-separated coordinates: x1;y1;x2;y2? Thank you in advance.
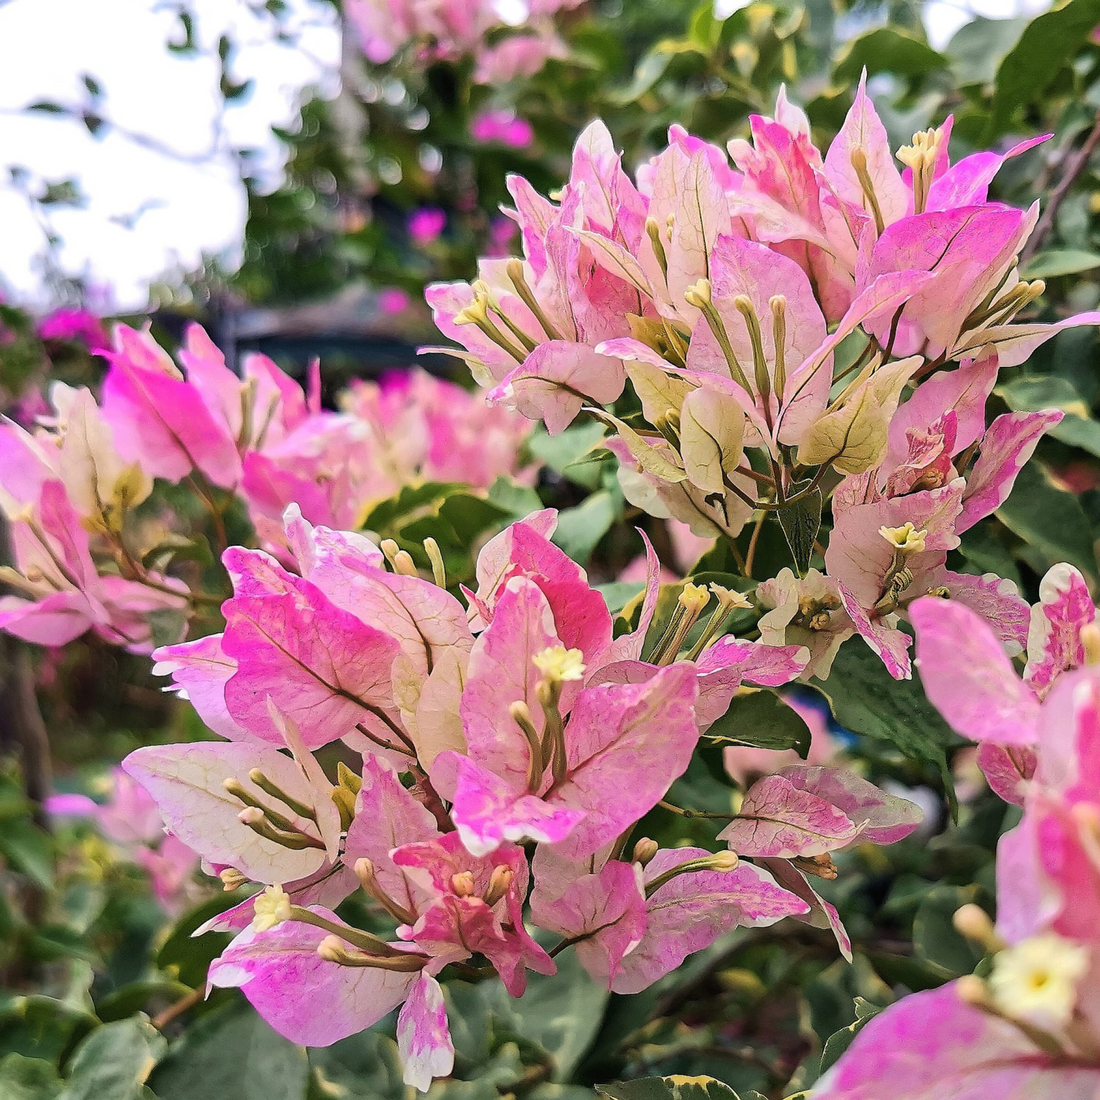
486;476;543;521
486;946;608;1080
834;27;947;83
997;460;1098;581
0;816;54;888
946;16;1029;87
998;374;1100;458
703;690;811;755
777;481;822;575
986;0;1100;138
59;1017;166;1100
1021;249;1100;279
362;481;462;532
912;886;985;977
0;997;99;1064
552;492;619;566
306;1029;406;1100
155;893;239;988
815;1000;881;1081
527;421;608;489
812;639;959;801
149;1004;308;1100
0;1054;62;1100
597;1076;755;1099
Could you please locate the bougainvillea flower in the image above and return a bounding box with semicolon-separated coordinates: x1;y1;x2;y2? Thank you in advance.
815;657;1100;1098
101;324;243;489
436;575;701;858
531;844;810;991
910;574;1096;804
0;480;186;650
717;765;922;858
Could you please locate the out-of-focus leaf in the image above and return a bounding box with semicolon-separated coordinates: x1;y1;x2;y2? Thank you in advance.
0;1054;62;1100
997;460;1098;580
487;943;608;1081
1021;249;1100;278
912;886;985;976
834;27;947;82
155;892;240;988
552;491;618;566
986;0;1100;138
0;997;98;1063
998;374;1100;457
58;1017;165;1100
703;690;811;755
149;1003;308;1100
529;421;611;490
0;819;54;889
946;16;1028;86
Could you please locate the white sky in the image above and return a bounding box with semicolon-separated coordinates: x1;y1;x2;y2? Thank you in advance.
0;0;1053;312
0;0;339;311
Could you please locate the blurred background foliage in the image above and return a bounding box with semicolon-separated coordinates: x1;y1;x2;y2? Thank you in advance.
2;1;1100;1099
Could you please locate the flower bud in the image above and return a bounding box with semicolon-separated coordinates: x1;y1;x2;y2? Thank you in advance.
483;866;515;908
632;838;659;866
450;871;477;897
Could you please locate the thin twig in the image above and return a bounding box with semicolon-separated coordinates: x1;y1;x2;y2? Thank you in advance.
152;987;204;1031
1021;111;1100;264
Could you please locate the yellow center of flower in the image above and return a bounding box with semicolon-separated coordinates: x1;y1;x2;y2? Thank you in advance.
987;934;1090;1030
879;522;928;554
252;883;292;933
532;645;587;683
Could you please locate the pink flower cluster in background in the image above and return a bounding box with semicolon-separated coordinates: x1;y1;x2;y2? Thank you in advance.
345;0;581;84
47;767;202;915
0;322;533;651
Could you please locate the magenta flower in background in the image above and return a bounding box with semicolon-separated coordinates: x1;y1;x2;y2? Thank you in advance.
378;287;413;315
409;208;447;247
37;307;107;349
470;109;534;148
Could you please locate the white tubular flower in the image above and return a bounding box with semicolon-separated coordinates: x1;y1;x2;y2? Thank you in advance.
988;934;1090;1030
251;883;292;933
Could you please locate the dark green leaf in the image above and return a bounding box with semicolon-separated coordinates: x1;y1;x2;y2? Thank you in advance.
0;819;54;889
778;481;822;575
486;942;608;1080
150;1004;308;1100
59;1017;166;1100
834;28;947;83
815;1000;881;1080
812;639;959;799
597;1076;753;1099
986;0;1100;138
997;460;1098;580
703;690;810;755
0;1054;61;1100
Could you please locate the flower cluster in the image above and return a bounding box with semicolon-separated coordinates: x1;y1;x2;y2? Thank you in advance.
125;507;923;1090
346;0;582;84
429;78;1097;679
46;767;202;915
0;323;531;651
815;587;1100;1097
